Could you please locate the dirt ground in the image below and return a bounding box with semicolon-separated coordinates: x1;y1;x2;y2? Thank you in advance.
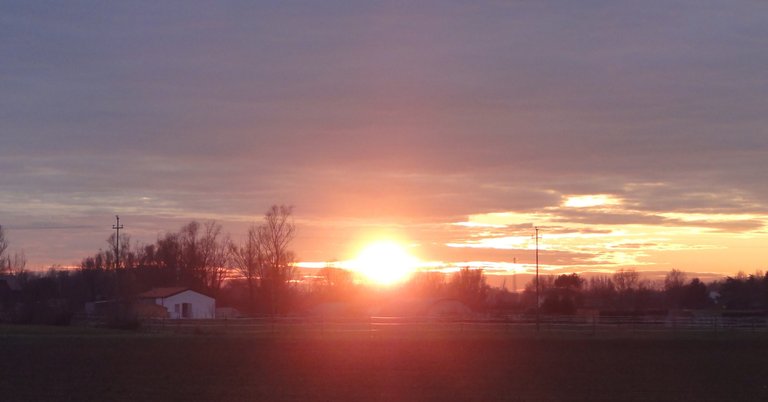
1;326;767;401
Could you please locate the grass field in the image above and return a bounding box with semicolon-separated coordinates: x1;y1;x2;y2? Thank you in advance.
1;325;767;401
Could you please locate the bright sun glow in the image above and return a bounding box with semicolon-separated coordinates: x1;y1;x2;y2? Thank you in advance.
352;241;420;285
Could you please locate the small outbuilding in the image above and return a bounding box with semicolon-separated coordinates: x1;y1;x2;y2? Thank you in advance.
137;287;216;319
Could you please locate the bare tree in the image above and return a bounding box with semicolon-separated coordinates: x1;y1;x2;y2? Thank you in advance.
614;268;647;310
230;223;265;313
524;274;556;308
8;250;27;276
156;232;182;273
664;269;688;308
0;225;8;274
613;268;639;294
178;220;229;291
585;275;616;309
199;221;230;292
106;232;132;269
663;269;687;291
450;267;489;310
315;266;355;302
260;205;296;315
0;225;7;261
407;271;446;298
179;221;202;285
0;226;24;277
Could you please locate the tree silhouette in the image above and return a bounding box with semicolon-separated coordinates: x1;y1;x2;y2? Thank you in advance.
0;225;8;271
230;224;263;313
664;269;687;308
542;273;584;314
449;268;488;310
407;271;446;299
259;205;296;315
681;278;709;309
177;221;230;292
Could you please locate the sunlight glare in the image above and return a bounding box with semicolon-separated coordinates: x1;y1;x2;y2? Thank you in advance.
352;241;419;285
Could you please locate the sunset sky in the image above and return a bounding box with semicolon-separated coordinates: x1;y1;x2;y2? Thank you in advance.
2;1;767;282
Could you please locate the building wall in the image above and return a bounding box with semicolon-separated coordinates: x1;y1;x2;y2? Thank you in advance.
155;291;216;319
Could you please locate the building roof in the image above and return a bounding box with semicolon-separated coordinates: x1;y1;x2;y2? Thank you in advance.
137;287;191;299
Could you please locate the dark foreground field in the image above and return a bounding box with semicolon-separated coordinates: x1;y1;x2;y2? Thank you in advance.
1;326;767;401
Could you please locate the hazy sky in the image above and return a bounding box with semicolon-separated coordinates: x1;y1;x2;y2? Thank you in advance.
2;1;767;277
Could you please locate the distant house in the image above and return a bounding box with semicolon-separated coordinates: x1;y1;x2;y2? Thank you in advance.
137;287;216;319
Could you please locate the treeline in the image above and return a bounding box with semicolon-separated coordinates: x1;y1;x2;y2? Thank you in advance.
304;267;491;314
78;205;297;316
267;265;768;318
2;210;768;326
0;225;27;276
80;219;231;298
0;206;297;324
0;203;493;323
513;269;768;315
517;269;711;314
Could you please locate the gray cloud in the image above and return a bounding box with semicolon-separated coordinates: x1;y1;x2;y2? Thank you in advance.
2;1;767;268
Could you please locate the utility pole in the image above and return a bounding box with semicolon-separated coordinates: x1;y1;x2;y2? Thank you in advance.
112;215;124;321
534;226;540;332
512;257;517;294
112;215;123;269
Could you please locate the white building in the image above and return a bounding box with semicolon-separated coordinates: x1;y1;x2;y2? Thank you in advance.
137;287;216;319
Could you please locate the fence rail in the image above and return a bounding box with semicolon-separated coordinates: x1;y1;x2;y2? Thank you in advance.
136;314;768;336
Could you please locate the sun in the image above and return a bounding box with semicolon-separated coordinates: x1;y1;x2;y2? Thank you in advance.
352;241;419;285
